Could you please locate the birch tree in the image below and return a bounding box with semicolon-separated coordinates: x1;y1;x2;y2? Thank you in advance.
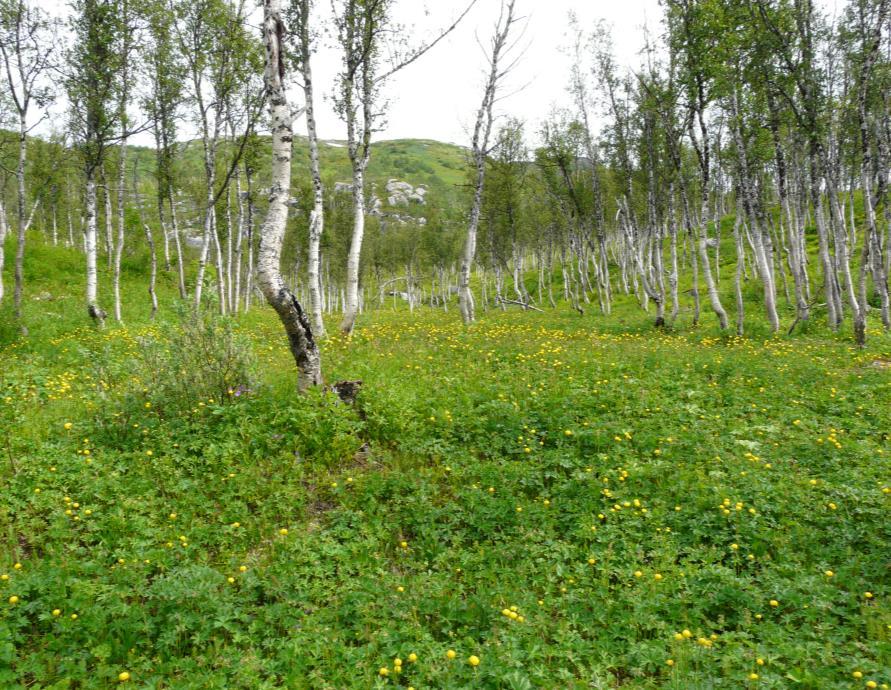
257;0;321;392
112;0;134;323
334;0;477;335
0;0;55;322
667;0;729;330
67;0;121;326
145;0;186;298
175;0;257;313
288;0;325;336
459;0;519;325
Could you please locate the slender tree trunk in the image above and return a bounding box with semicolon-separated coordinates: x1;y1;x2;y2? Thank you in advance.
168;187;187;299
226;183;234;312
102;176;113;268
459;1;516;324
296;0;326;338
13;118;27;320
234;168;245;314
85;174;105;326
0;196;7;303
113;145;127;322
144;222;158;318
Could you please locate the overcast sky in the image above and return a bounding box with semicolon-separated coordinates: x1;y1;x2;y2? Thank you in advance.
303;0;663;145
36;1;663;146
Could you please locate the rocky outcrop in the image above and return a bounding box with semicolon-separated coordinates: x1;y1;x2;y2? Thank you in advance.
385;179;427;206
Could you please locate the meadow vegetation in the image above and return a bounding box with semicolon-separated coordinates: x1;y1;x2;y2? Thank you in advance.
1;241;889;689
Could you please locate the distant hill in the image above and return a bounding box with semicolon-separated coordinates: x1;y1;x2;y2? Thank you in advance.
172;136;472;206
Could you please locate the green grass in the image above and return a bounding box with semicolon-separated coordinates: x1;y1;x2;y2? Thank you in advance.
1;238;890;689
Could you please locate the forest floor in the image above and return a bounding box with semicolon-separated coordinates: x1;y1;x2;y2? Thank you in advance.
1;245;890;688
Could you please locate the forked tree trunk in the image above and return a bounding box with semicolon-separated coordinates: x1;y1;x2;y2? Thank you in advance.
257;0;321;392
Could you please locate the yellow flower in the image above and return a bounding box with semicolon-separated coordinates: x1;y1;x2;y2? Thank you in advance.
666;659;674;666
63;422;73;430
378;667;388;676
118;671;130;682
468;655;480;667
52;609;61;616
769;600;778;607
279;528;288;536
446;649;456;659
748;673;759;680
864;592;873;599
8;596;19;605
408;653;417;663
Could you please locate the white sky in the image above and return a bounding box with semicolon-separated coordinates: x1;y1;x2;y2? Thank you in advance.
39;0;662;147
306;0;661;145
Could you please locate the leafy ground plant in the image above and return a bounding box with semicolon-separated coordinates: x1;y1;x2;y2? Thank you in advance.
1;262;889;689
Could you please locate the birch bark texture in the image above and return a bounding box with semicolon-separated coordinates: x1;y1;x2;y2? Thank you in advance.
257;0;322;393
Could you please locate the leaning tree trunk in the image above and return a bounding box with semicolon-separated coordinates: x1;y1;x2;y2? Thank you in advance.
257;0;321;393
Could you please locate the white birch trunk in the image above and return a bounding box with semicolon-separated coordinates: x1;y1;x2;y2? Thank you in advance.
257;0;322;392
297;0;326;337
84;176;105;326
0;196;7;303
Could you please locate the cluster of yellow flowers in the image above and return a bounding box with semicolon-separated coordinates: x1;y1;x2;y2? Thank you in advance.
500;604;525;623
